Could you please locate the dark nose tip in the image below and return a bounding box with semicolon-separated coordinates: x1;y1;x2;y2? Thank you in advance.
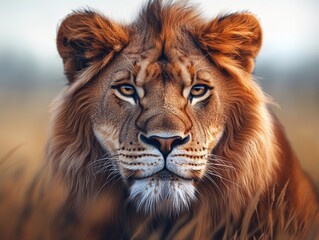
140;134;190;158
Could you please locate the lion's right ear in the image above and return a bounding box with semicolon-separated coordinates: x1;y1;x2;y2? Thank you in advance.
57;10;129;83
195;13;262;77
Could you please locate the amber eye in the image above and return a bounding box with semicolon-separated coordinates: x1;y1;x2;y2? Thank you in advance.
116;84;136;97
190;84;210;98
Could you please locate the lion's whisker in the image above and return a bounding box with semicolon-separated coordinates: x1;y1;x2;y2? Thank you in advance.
206;161;237;170
193;52;212;68
202;172;225;197
205;168;241;189
122;53;135;73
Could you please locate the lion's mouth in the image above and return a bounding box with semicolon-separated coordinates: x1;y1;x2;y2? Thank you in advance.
153;169;181;181
127;168;196;183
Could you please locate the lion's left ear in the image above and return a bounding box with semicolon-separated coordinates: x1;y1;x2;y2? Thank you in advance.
195;13;262;75
57;10;129;83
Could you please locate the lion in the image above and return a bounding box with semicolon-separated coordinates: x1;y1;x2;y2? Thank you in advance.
46;0;318;238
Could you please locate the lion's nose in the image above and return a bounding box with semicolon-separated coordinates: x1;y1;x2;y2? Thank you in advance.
140;134;190;158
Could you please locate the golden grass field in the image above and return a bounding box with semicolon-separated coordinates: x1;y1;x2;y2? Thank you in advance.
0;92;51;172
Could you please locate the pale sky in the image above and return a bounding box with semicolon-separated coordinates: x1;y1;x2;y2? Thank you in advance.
1;0;319;67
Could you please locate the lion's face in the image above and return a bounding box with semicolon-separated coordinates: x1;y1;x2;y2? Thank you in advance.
52;3;263;215
91;45;227;213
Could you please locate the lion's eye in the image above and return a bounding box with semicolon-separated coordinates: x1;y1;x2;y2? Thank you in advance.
190;84;210;98
116;84;136;97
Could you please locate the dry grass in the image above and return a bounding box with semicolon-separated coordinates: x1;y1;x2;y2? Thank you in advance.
269;88;319;188
0;162;318;239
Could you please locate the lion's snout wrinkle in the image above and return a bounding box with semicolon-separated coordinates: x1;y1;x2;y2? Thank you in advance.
136;109;191;135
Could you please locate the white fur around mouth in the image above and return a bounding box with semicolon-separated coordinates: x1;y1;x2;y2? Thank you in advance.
128;176;196;214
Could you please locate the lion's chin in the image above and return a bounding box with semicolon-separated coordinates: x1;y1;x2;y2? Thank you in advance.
128;174;196;215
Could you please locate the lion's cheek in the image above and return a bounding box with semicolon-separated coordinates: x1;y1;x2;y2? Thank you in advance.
93;125;120;151
206;126;224;150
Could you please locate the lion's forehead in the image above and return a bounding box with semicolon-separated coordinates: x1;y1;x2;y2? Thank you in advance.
121;45;211;88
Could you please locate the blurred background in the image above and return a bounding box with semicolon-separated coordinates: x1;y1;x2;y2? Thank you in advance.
0;0;318;187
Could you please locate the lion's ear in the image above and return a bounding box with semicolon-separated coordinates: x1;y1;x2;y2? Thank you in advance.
57;10;129;83
196;13;262;75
